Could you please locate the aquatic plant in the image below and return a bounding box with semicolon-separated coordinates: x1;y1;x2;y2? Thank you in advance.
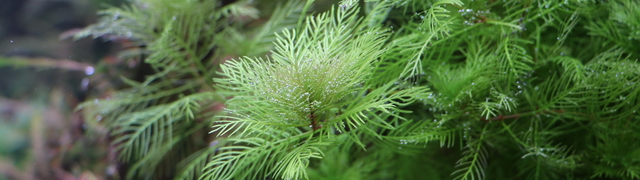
77;0;640;179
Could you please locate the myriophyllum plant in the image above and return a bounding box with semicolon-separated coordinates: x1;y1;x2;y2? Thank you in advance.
206;3;429;180
75;0;640;179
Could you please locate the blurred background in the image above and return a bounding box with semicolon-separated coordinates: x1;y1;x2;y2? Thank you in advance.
0;0;125;179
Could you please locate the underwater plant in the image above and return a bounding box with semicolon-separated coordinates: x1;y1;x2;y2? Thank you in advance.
77;0;640;179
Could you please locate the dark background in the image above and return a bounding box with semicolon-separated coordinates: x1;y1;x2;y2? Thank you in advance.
0;0;124;179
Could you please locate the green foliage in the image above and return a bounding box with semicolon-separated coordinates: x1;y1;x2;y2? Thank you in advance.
76;0;304;179
78;0;640;179
207;4;428;179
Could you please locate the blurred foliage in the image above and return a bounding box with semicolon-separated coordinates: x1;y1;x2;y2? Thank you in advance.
0;0;124;180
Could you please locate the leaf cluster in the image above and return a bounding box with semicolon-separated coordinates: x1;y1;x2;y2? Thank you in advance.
207;3;428;179
76;0;307;179
78;0;640;179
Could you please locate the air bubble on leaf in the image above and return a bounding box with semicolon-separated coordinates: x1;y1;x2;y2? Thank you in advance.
209;140;219;148
400;139;407;145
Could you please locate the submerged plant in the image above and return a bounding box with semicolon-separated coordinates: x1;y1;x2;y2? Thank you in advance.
77;0;640;179
206;4;428;179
